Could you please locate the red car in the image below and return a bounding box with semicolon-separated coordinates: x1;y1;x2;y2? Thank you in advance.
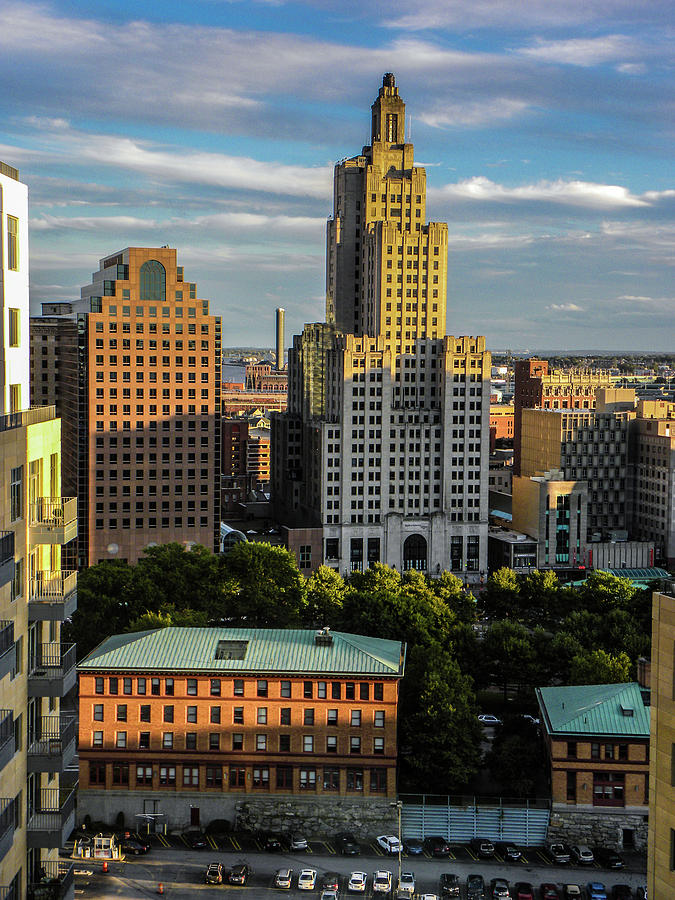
541;885;561;900
514;883;534;900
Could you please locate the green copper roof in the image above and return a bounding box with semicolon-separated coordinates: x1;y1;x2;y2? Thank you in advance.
78;627;405;677
536;682;650;737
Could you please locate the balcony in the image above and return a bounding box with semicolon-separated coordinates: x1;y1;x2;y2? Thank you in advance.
0;623;15;682
0;532;13;589
29;498;77;546
0;798;16;863
27;861;75;900
28;716;76;774
27;786;77;849
29;571;77;622
0;712;14;775
28;644;76;698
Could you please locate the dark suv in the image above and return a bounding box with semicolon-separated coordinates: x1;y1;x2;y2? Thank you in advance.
423;835;452;857
335;832;361;855
228;863;252;885
439;872;461;897
470;838;495;858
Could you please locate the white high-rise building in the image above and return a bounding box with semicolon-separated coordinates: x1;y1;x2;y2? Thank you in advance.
273;75;490;581
1;161;30;416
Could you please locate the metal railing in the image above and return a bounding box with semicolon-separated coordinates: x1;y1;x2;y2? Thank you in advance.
30;571;77;601
28;716;75;757
0;406;56;433
29;498;77;528
0;798;16;862
0;533;13;566
27;861;74;900
27;786;77;832
0;623;13;658
29;643;76;677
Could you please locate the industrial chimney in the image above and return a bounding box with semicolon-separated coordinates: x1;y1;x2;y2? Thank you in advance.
276;307;285;371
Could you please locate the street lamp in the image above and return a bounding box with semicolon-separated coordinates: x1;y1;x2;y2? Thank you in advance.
390;800;402;895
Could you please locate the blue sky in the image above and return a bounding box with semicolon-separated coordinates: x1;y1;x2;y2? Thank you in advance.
1;0;672;351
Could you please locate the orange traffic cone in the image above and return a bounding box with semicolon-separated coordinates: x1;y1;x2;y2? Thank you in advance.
102;861;108;874
157;884;164;895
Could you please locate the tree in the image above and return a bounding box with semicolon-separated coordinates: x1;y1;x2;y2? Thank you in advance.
432;571;478;625
220;541;307;627
569;649;631;684
486;722;546;796
134;543;220;614
126;604;209;633
518;569;560;625
480;621;537;696
304;566;349;627
65;559;137;660
481;568;520;621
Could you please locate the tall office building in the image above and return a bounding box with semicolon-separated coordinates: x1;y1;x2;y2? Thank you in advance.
71;247;222;567
0;161;77;897
273;75;490;579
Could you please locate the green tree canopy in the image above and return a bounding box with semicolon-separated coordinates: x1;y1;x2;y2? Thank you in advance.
569;649;632;685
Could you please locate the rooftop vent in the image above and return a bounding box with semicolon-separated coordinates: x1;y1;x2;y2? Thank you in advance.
620;703;634;717
215;640;248;660
315;627;333;647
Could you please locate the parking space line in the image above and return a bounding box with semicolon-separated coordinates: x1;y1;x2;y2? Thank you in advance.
207;836;218;850
536;850;550;864
179;836;190;848
465;848;479;861
321;841;336;855
155;834;171;848
230;836;241;850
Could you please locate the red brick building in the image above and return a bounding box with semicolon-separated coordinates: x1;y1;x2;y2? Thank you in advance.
77;627;405;830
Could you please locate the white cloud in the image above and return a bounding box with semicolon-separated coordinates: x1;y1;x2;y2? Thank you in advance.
516;35;639;67
433;176;665;209
418;98;529;128
31;214;158;231
547;302;585;312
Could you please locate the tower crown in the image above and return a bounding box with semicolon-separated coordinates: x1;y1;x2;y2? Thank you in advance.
371;72;405;144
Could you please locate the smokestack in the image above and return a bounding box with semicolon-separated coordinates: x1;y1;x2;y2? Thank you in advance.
276;307;285;371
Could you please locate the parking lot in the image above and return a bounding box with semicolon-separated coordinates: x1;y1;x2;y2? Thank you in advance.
73;831;647;899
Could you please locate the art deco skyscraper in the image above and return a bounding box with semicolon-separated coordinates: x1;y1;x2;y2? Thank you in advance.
273;75;490;580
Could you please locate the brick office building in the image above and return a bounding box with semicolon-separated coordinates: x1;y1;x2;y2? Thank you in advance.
77;627;405;830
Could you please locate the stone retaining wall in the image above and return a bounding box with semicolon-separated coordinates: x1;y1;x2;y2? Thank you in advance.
236;796;397;837
548;805;648;850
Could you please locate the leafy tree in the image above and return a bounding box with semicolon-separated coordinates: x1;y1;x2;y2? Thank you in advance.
518;569;560;624
486;721;545;796
126;605;209;633
480;621;536;696
66;559;137;659
481;568;520;621
304;566;349;627
569;649;631;684
134;543;220;614
432;571;478;625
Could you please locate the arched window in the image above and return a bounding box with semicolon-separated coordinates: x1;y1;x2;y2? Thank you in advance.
403;534;427;571
139;260;166;302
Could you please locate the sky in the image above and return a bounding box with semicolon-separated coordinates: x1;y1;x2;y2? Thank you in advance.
0;0;672;352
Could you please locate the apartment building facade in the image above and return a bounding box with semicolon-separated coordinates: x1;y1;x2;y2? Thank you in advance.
273;74;490;580
631;402;675;566
77;627;404;829
0;161;76;899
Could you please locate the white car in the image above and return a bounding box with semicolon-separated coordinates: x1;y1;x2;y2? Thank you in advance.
398;871;415;896
376;834;401;854
320;892;338;900
477;714;503;725
373;870;392;893
571;844;594;865
274;868;293;889
290;834;309;851
420;895;439;900
298;868;317;890
348;871;368;892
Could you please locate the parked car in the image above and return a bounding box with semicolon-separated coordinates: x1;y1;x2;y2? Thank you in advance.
274;868;293;889
298;869;317;890
320;872;340;891
398;871;415;896
264;833;283;852
320;892;338;900
204;863;223;885
348;871;367;892
521;714;540;725
610;887;633;900
478;714;503;725
467;873;486;899
513;883;534;900
586;884;608;900
540;885;561;900
490;878;510;899
547;843;571;864
420;896;439;900
471;837;495;858
570;845;594;865
183;830;208;850
376;834;401;855
563;887;583;899
121;835;151;855
335;832;361;855
496;841;522;861
228;864;252;886
403;836;424;855
593;846;624;869
439;872;461;897
290;834;309;851
424;835;452;857
373;870;393;893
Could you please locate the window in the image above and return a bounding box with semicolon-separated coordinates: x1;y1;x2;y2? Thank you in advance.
187;706;197;723
327;709;338;726
186;732;197;750
256;734;267;751
350;710;361;727
123;677;132;695
137;678;146;695
165;678;174;695
159;765;176;786
591;742;600;760
374;737;384;754
374;710;385;728
109;677;118;695
139;260;166;301
140;705;151;722
277;765;293;789
151;678;160;696
233;707;244;724
9;467;22;521
234;679;244;696
317;681;327;699
229;767;245;787
7;215;19;270
299;768;316;790
331;682;341;700
163;705;173;723
210;706;221;724
116;731;127;748
346;682;355;700
304;708;314;725
279;734;290;752
299;545;311;568
8;308;20;347
327;735;337;753
280;680;291;698
303;735;314;753
567;770;576;800
359;683;369;700
139;732;150;749
257;707;267;724
346;768;363;791
280;707;291;725
567;741;577;759
93;731;103;746
252;766;269;788
257;679;268;697
113;763;129;785
374;683;383;701
210;679;221;696
370;768;387;793
93;704;104;721
593;772;625;806
350;736;361;754
324;767;340;791
206;766;222;788
187;679;197;695
304;681;313;698
116;704;127;722
163;732;174;749
136;765;153;785
183;766;199;787
618;744;628;761
89;762;106;785
232;733;243;750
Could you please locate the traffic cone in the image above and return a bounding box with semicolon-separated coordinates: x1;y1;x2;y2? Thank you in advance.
102;861;108;874
157;884;164;895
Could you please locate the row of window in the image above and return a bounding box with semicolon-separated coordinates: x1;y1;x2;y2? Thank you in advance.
93;703;386;727
92;730;385;755
565;741;640;762
89;760;388;792
93;676;386;700
95;321;208;335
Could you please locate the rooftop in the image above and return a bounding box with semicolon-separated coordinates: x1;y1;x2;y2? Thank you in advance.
0;161;19;181
79;627;405;677
536;682;650;737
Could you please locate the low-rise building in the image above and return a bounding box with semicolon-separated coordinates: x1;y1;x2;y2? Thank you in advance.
536;682;650;850
78;627;405;831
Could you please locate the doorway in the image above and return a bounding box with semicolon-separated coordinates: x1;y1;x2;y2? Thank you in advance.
190;806;200;827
